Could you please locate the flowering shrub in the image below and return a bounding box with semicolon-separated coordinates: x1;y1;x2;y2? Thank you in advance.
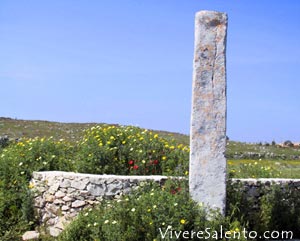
59;180;245;241
0;126;190;239
0;137;75;240
75;125;189;176
1;124;299;240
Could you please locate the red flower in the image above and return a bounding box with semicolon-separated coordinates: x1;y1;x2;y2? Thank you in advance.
153;160;159;165
133;165;139;170
128;160;134;165
171;189;177;195
170;187;181;195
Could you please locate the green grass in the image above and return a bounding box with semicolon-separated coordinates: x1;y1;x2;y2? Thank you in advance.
0;117;99;142
1;117;300;178
226;141;300;160
228;159;300;179
0;117;189;144
2;117;299;159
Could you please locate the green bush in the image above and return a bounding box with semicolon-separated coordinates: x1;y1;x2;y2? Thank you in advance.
0;137;75;239
59;180;246;241
1;125;300;240
75;125;189;176
0;135;10;149
259;184;300;237
227;180;300;238
0;126;190;239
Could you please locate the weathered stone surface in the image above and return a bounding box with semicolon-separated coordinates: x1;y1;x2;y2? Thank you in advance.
42;213;54;222
22;231;40;240
60;179;71;188
53;199;64;205
55;190;65;198
71;200;85;208
44;194;55;202
62;195;73;202
49;227;61;237
71;179;89;190
54;216;67;230
87;183;106;196
106;181;123;196
190;10;228;214
48;183;59;194
34;196;45;208
46;203;60;214
67;187;76;193
61;205;70;211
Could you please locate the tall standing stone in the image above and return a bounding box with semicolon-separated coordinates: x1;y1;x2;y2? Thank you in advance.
189;10;228;215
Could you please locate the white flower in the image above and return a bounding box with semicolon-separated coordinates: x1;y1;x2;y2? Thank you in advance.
104;220;109;224
19;162;23;166
93;222;98;226
131;208;136;212
174;203;178;206
112;220;117;224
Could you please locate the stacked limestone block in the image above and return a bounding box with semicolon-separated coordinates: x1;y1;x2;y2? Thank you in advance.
31;171;169;237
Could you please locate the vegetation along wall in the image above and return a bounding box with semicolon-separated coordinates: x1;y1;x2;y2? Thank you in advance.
31;171;300;237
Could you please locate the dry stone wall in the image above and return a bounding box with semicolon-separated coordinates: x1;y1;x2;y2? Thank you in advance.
31;171;170;237
31;171;300;237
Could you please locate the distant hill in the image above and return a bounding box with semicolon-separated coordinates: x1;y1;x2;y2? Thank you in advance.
1;117;299;160
0;117;189;144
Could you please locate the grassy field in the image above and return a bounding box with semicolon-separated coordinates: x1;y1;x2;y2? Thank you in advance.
1;117;300;178
0;117;189;144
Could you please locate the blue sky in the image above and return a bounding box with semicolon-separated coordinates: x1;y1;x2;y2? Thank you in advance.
0;1;299;142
